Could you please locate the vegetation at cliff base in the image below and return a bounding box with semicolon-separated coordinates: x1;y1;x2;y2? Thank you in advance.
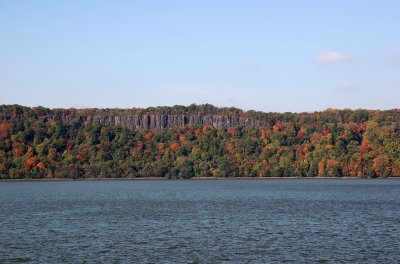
0;104;399;179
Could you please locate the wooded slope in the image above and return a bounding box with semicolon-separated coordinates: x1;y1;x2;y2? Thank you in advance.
0;104;399;179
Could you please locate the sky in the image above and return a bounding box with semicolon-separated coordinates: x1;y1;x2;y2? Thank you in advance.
0;0;399;112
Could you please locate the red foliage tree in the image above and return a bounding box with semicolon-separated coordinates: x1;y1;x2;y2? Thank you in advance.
0;121;11;138
170;142;180;151
226;143;234;154
37;162;46;170
158;142;165;151
25;157;38;168
145;131;153;141
179;135;187;143
228;128;237;138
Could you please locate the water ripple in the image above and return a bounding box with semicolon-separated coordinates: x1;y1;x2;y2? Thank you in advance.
0;179;399;263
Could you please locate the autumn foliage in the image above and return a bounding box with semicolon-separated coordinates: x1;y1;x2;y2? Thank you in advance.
170;143;180;151
0;104;399;179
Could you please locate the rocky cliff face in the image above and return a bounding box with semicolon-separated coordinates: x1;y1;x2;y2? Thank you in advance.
3;105;398;131
17;114;267;130
0;105;274;130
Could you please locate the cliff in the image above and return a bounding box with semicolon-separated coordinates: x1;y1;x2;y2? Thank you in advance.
3;114;269;130
0;104;399;131
0;104;274;130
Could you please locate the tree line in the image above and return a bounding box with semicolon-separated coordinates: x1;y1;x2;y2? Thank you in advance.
0;104;399;179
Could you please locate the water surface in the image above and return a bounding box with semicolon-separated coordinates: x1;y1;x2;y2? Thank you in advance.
1;179;399;263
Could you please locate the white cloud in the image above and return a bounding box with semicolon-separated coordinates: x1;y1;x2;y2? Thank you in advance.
242;62;263;71
385;52;398;64
339;82;361;89
316;52;352;64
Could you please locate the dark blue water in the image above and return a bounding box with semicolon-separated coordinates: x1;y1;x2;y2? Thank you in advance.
0;179;399;263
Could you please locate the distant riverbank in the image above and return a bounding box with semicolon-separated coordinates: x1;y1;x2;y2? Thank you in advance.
1;176;398;182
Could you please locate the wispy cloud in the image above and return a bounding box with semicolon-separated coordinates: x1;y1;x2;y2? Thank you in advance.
242;62;263;71
316;52;352;64
339;82;361;90
385;52;398;64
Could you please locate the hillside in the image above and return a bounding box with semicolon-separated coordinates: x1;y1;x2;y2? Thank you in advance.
0;104;399;179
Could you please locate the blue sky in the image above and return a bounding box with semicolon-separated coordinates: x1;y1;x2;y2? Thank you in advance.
0;0;399;112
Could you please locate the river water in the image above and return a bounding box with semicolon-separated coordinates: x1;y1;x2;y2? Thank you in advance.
1;179;399;263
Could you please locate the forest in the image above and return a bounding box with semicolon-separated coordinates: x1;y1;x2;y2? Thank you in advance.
0;104;399;179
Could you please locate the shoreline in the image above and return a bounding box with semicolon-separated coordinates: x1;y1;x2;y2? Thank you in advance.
0;176;399;182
